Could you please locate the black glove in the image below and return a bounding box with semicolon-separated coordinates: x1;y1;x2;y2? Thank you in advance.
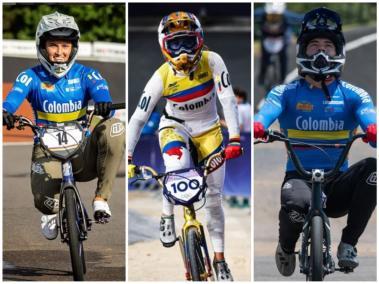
94;102;112;117
3;110;15;130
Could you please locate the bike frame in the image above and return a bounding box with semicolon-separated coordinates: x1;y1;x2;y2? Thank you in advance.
299;170;333;276
132;152;224;281
255;130;365;279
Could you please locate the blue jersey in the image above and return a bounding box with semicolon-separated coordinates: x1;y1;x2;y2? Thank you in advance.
3;62;112;124
254;79;376;172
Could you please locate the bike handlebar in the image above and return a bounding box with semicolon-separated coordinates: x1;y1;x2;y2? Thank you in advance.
132;151;226;183
256;130;366;179
12;102;126;134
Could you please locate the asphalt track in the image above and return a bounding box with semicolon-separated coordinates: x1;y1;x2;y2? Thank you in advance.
3;145;125;281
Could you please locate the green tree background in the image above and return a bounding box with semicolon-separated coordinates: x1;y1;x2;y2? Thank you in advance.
3;3;125;42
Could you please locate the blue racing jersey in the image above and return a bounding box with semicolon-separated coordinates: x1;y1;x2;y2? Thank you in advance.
254;79;376;172
3;62;112;124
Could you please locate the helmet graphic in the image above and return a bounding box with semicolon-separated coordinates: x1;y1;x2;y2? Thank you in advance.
158;11;204;74
36;11;80;78
296;7;346;81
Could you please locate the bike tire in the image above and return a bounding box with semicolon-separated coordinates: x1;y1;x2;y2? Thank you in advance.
310;216;324;281
187;227;206;281
65;187;85;281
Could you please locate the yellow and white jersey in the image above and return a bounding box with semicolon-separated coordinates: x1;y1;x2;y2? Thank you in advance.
129;51;240;156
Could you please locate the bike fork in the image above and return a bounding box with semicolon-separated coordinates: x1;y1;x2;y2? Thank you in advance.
199;225;214;280
58;161;90;241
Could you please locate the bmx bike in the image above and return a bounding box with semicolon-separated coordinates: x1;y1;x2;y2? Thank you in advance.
255;129;365;281
262;36;285;92
12;103;125;281
130;151;226;281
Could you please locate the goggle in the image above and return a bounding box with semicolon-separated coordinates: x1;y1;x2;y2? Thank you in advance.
302;8;342;32
165;34;199;53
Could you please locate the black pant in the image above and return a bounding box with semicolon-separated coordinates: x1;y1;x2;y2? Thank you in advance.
279;158;376;252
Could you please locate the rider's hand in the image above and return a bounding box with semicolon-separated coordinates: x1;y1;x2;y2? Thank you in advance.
225;138;243;160
94;102;112;117
254;122;266;139
3;110;15;130
128;156;137;178
363;124;377;145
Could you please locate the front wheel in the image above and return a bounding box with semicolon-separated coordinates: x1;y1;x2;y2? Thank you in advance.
187;227;206;281
65;187;85;281
310;216;324;281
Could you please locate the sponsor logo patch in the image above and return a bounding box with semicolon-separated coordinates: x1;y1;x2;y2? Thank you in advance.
41;82;55;91
197;72;209;80
296;102;313;112
110;122;125;137
288;210;305;223
296;116;344;131
44;196;59;211
366;172;376;185
31;162;45;174
282;182;292;189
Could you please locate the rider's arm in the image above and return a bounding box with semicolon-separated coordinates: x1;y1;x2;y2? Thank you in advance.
3;70;34;114
83;68;112;103
254;85;286;128
208;51;240;139
349;84;377;146
128;71;163;156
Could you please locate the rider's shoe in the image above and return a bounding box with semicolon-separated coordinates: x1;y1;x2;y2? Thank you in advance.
93;198;112;224
337;242;359;269
41;214;58;240
275;243;296;276
160;215;176;247
213;259;234;281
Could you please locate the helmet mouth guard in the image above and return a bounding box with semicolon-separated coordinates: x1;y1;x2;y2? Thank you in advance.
296;50;345;79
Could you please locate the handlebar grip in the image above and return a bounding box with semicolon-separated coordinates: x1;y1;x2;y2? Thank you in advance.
111;103;125;110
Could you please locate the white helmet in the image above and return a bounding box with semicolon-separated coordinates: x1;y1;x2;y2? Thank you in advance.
36;11;80;78
264;2;286;15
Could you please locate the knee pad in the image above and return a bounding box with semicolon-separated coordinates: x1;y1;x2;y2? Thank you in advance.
34;193;59;215
281;179;311;223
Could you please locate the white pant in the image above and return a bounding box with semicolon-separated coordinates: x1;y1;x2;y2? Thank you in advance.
159;127;226;253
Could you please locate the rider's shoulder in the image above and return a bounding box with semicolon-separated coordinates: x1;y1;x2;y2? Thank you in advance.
269;80;299;97
206;50;224;65
16;65;40;79
337;80;369;97
73;62;97;75
156;61;171;81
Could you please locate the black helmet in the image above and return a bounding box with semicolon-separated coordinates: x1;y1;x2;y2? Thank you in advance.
296;7;346;81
